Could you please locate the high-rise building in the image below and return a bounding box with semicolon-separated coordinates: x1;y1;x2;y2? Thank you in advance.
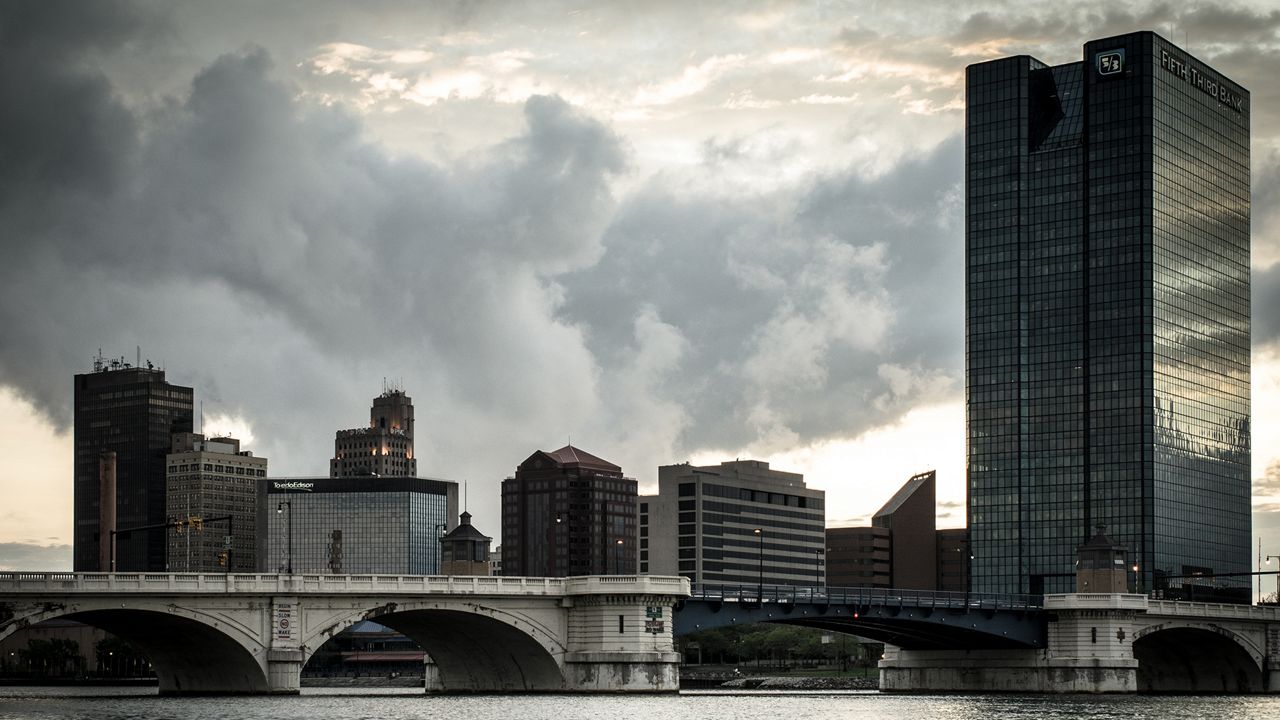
259;476;457;574
966;32;1250;597
330;388;416;478
872;471;937;590
640;460;825;586
74;354;194;571
165;433;266;572
500;445;637;577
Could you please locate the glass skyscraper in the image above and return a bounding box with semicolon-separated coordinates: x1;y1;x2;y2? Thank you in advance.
966;32;1250;597
260;476;457;575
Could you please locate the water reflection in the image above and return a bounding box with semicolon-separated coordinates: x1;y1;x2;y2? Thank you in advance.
1;688;1278;720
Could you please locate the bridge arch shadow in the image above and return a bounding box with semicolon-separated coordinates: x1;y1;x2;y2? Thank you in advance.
1133;626;1263;693
3;607;268;694
304;606;566;692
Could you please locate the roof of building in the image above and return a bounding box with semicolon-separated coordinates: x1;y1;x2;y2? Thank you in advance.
872;470;936;519
1079;525;1125;551
524;444;621;473
441;511;492;542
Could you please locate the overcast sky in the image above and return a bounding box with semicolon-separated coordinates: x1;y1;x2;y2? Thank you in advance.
3;1;1280;578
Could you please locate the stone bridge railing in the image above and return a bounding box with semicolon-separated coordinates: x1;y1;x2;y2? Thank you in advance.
0;572;689;597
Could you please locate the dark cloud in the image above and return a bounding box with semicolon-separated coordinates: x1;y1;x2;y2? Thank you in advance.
0;2;629;534
1252;152;1280;347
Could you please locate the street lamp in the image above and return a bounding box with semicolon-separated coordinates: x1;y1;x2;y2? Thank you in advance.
276;501;292;574
546;513;563;577
435;523;448;575
814;548;823;589
754;528;764;599
615;538;624;575
1265;556;1280;603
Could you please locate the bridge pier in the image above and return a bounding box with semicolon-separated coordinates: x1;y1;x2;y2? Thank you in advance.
560;588;681;692
880;594;1145;693
879;646;1137;693
264;649;304;695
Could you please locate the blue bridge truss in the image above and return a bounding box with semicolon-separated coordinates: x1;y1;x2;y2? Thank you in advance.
673;584;1046;650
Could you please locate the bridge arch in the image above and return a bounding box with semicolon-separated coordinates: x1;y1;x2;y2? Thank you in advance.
1132;624;1263;693
1;602;268;694
302;602;566;692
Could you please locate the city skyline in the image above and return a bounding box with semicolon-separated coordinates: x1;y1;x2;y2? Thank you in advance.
2;2;1279;577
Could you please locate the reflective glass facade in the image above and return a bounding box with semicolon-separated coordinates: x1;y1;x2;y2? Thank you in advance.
260;476;457;575
966;32;1250;597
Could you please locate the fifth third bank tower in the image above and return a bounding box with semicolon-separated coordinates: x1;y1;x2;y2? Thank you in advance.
965;32;1250;598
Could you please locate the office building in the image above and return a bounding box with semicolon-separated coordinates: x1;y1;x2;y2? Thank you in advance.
641;460;825;586
825;471;964;591
260;476;457;574
825;526;890;588
936;528;970;593
873;471;937;589
500;445;637;576
966;32;1250;596
74;353;194;571
330;388;416;478
165;433;266;572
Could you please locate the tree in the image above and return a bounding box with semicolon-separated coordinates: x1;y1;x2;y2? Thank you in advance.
17;638;83;677
94;636;151;677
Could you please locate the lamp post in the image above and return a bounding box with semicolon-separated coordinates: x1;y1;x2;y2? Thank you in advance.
614;538;624;575
276;501;292;574
546;513;563;577
754;528;764;599
814;548;822;589
1266;555;1280;603
435;523;448;575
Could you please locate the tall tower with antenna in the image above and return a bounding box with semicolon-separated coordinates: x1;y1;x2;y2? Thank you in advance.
330;387;417;478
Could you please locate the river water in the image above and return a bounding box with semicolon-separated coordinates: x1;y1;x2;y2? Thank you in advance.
2;687;1280;720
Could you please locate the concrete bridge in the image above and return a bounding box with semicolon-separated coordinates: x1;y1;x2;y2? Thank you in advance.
0;572;688;695
880;593;1280;693
677;585;1280;693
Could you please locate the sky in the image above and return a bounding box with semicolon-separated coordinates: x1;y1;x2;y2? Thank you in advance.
2;1;1280;582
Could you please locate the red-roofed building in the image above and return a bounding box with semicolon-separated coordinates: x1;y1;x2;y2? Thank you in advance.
500;445;637;577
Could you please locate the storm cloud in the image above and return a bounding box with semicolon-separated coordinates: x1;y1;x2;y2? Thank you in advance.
2;0;1279;554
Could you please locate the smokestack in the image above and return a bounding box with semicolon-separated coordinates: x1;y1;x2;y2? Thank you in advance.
98;451;117;572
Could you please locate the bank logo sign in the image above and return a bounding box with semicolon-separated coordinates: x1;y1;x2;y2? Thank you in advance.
1096;50;1124;76
273;481;314;492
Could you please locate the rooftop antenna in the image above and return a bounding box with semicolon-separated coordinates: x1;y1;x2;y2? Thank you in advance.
200;400;204;435
136;346;141;369
464;480;468;512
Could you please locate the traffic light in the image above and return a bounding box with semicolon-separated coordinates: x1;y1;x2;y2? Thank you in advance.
217;552;228;567
172;518;185;535
190;516;203;532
